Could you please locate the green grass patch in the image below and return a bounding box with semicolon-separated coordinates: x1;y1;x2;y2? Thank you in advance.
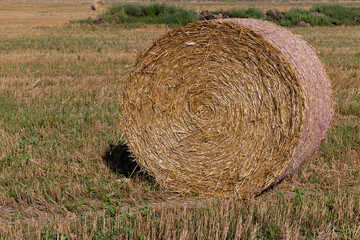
311;4;360;26
214;7;264;19
320;121;360;164
230;8;264;19
279;5;360;27
78;3;197;27
279;8;334;27
337;90;360;116
77;3;360;27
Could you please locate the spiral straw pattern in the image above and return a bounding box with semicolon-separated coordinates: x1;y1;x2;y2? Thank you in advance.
122;19;332;198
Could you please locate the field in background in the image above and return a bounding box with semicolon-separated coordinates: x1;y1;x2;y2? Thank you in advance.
0;2;359;239
77;3;360;28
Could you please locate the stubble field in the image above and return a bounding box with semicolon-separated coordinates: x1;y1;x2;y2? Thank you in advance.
0;1;359;239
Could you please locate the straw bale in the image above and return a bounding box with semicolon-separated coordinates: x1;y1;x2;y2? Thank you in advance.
121;19;332;198
91;0;104;11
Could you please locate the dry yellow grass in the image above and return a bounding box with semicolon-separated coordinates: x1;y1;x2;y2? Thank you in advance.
0;2;98;29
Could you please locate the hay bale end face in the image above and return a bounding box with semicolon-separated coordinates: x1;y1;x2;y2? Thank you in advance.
122;19;332;198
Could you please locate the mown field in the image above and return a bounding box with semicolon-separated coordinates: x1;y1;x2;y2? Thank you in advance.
0;2;359;239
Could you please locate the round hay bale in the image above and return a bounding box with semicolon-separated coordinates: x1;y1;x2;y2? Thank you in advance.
91;0;104;11
122;19;332;198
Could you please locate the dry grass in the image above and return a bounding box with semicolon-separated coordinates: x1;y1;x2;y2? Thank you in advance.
0;2;359;239
0;2;99;29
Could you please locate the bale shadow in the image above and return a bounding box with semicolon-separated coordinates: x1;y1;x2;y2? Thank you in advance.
103;142;140;177
103;142;153;181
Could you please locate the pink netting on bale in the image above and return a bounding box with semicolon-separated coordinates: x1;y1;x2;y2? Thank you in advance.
122;19;332;198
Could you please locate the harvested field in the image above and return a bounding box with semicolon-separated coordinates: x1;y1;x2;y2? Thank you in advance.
0;1;359;239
